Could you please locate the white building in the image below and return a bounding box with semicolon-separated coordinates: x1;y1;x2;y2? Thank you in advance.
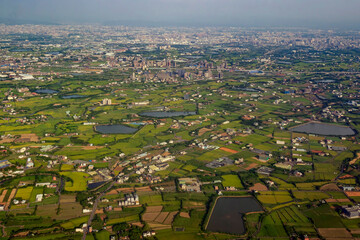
118;193;140;206
26;158;34;168
101;98;112;105
35;194;43;202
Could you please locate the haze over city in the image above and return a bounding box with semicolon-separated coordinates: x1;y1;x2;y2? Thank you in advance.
1;0;360;28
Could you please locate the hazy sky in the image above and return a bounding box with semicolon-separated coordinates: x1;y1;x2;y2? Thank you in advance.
1;0;360;28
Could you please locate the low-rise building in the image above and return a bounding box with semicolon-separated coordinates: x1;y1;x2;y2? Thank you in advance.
256;166;274;176
35;194;43;202
342;205;360;218
179;177;202;192
118;193;139;207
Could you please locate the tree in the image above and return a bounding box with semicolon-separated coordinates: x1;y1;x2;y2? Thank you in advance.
128;226;142;240
112;222;129;237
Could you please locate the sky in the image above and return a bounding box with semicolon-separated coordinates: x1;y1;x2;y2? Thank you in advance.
0;0;360;28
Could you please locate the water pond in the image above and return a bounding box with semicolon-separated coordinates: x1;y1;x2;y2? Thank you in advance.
61;95;87;99
35;89;58;94
206;197;263;235
140;111;196;118
95;125;137;134
290;122;355;136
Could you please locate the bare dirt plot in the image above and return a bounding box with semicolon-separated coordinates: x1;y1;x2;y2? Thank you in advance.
81;146;104;150
60;194;76;203
320;183;341;191
245;163;258;170
135;186;152;192
0;190;7;203
113;166;124;172
249;183;268;191
16;133;39;142
219;147;238;154
350;153;360;165
345;191;360;197
131;222;144;228
146;206;163;213
163;211;178;225
142;212;160;222
154;212;169;223
95;209;104;214
5;189;17;210
13;231;29;237
198;128;211;136
317;228;352;239
183;201;205;210
179;212;190;218
326;198;351;203
114;187;134;193
350;229;360;234
148;223;171;230
106;190;119;195
0;138;14;144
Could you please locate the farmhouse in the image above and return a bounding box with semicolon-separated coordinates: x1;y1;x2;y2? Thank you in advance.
35;194;43;202
275;162;293;170
206;157;233;168
257;154;271;162
342;205;360;218
26;158;34;168
179;177;202;192
35;182;51;187
256;166;274;176
330;146;347;151
0;160;11;169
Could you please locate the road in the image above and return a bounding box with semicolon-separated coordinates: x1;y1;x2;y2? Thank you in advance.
81;181;115;240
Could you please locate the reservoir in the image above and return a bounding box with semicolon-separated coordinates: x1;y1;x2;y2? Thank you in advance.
95;125;137;134
277;61;292;65
249;70;263;74
316;79;336;83
304;61;323;63
61;95;87;99
231;86;260;92
35;89;58;94
140;111;196;118
206;196;263;235
290;122;355;136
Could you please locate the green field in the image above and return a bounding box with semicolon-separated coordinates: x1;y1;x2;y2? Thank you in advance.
221;174;244;189
15;186;33;200
293;191;329;201
257;191;293;205
60;172;89;191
